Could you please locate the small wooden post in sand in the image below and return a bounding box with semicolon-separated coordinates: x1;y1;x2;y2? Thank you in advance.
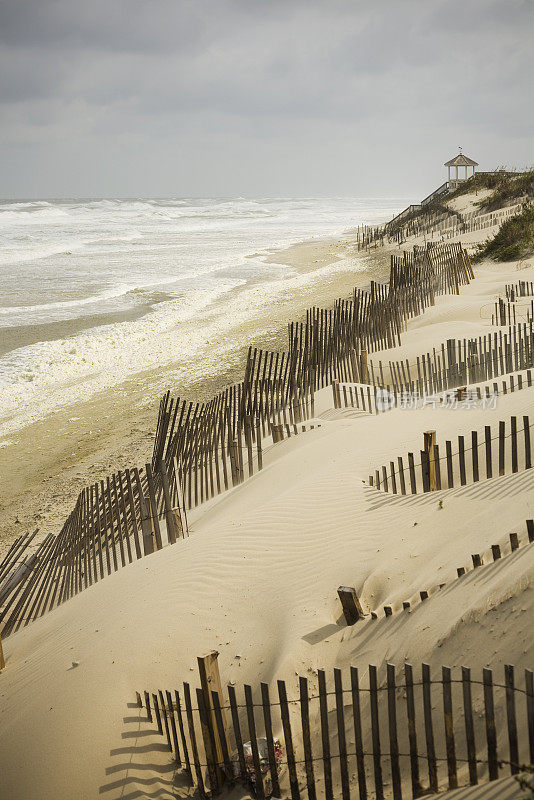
337;586;365;625
197;651;230;787
424;431;437;491
456;386;467;402
0;632;4;671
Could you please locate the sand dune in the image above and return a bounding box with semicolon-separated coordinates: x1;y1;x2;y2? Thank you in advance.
0;238;532;799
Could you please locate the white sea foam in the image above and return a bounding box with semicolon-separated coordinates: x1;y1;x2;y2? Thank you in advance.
0;196;405;437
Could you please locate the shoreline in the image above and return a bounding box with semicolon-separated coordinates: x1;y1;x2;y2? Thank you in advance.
0;226;392;552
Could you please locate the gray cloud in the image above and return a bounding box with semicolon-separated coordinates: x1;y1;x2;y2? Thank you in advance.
0;0;532;197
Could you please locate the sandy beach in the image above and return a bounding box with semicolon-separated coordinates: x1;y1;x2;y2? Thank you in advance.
0;184;532;800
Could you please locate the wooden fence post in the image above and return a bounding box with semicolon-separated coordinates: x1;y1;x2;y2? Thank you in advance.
424;431;437;491
337;586;365;625
197;651;230;788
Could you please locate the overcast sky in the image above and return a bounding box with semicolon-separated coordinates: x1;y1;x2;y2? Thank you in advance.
0;0;532;199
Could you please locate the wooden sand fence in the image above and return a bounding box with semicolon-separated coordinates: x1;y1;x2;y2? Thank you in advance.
369;414;532;495
493;282;534;327
335;367;533;423
0;243;473;635
0;458;187;638
137;656;534;800
152;243;473;511
361;322;534;401
493;298;534;327
506;280;534;301
361;519;534;621
384;200;527;247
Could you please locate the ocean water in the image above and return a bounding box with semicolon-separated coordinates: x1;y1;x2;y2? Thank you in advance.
0;197;404;438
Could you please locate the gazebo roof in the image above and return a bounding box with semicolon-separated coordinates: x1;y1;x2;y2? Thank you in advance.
444;153;479;167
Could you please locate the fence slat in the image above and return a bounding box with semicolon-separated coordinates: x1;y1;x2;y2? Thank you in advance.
350;666;367;800
461;667;477;786
504;665;519;775
498;421;505;476
369;664;384;800
227;684;247;781
261;682;281;799
158;689;172;753
422;663;438;793
524;416;531;470
442;667;457;789
483;668;499;781
183;682;206;796
526;669;534;766
244;684;265;800
196;687;220;794
318;669;334;800
334;668;350;800
278;679;301;800
387;663;402;800
211;689;233;782
404;663;422;798
299;676;316;800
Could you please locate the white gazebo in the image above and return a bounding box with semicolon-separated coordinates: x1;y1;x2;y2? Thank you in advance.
445;150;478;181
